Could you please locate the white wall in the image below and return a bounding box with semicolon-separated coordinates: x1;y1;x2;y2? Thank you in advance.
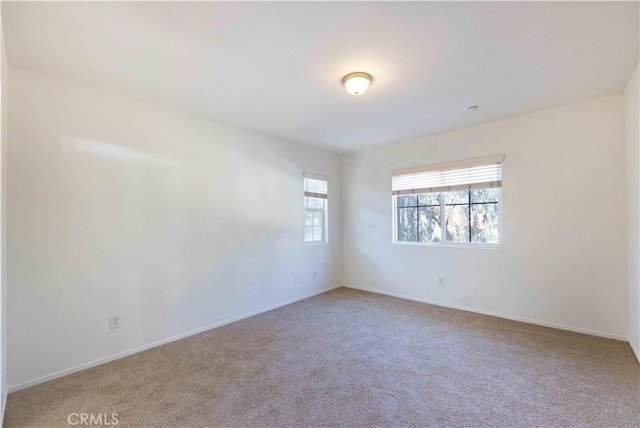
626;64;640;360
0;6;8;420
342;94;628;339
7;68;342;390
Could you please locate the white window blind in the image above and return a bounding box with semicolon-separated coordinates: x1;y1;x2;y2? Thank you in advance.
392;155;504;195
304;173;328;199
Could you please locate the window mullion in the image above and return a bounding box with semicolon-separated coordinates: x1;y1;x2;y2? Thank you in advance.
415;201;419;242
440;193;445;243
468;190;472;243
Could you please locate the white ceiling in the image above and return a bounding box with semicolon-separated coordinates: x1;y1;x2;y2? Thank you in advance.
3;1;639;153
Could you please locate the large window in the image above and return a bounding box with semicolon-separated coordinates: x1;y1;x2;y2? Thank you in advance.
304;173;328;243
392;156;503;246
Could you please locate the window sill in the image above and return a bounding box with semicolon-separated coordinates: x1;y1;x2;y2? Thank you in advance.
393;241;502;250
305;241;327;246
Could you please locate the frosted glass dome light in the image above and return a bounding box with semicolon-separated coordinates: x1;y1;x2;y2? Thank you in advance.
342;72;372;95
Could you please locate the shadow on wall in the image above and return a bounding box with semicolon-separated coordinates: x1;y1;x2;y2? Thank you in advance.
47;137;325;341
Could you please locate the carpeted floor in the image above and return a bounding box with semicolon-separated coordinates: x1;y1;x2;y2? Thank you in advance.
5;288;640;427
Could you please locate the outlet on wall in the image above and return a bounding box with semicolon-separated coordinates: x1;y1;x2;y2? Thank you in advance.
109;315;122;329
293;275;299;284
438;276;445;287
312;271;318;280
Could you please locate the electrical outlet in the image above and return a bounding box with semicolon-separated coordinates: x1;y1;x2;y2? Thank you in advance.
293;275;299;284
438;276;445;287
312;271;318;280
109;315;122;329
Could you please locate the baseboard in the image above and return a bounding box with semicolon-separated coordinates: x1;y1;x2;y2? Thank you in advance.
630;339;640;364
8;285;341;393
1;388;6;426
344;285;628;341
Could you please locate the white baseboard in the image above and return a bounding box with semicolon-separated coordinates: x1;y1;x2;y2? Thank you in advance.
8;285;341;393
1;389;6;426
343;285;628;342
630;339;640;364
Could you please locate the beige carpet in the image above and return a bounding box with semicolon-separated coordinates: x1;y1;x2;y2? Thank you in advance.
5;288;640;427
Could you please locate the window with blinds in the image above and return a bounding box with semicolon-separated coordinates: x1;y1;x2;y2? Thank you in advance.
304;173;328;243
391;156;503;246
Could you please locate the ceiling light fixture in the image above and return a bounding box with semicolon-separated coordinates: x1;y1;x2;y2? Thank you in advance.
342;72;372;95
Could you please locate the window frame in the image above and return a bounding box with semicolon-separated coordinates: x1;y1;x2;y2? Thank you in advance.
392;189;503;249
304;196;328;245
303;174;328;245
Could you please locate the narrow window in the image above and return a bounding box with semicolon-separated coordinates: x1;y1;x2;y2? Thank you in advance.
392;156;503;247
304;173;328;243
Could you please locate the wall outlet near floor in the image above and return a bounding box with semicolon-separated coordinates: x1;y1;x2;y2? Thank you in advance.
438;276;445;287
293;275;299;284
312;271;318;280
109;315;122;329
